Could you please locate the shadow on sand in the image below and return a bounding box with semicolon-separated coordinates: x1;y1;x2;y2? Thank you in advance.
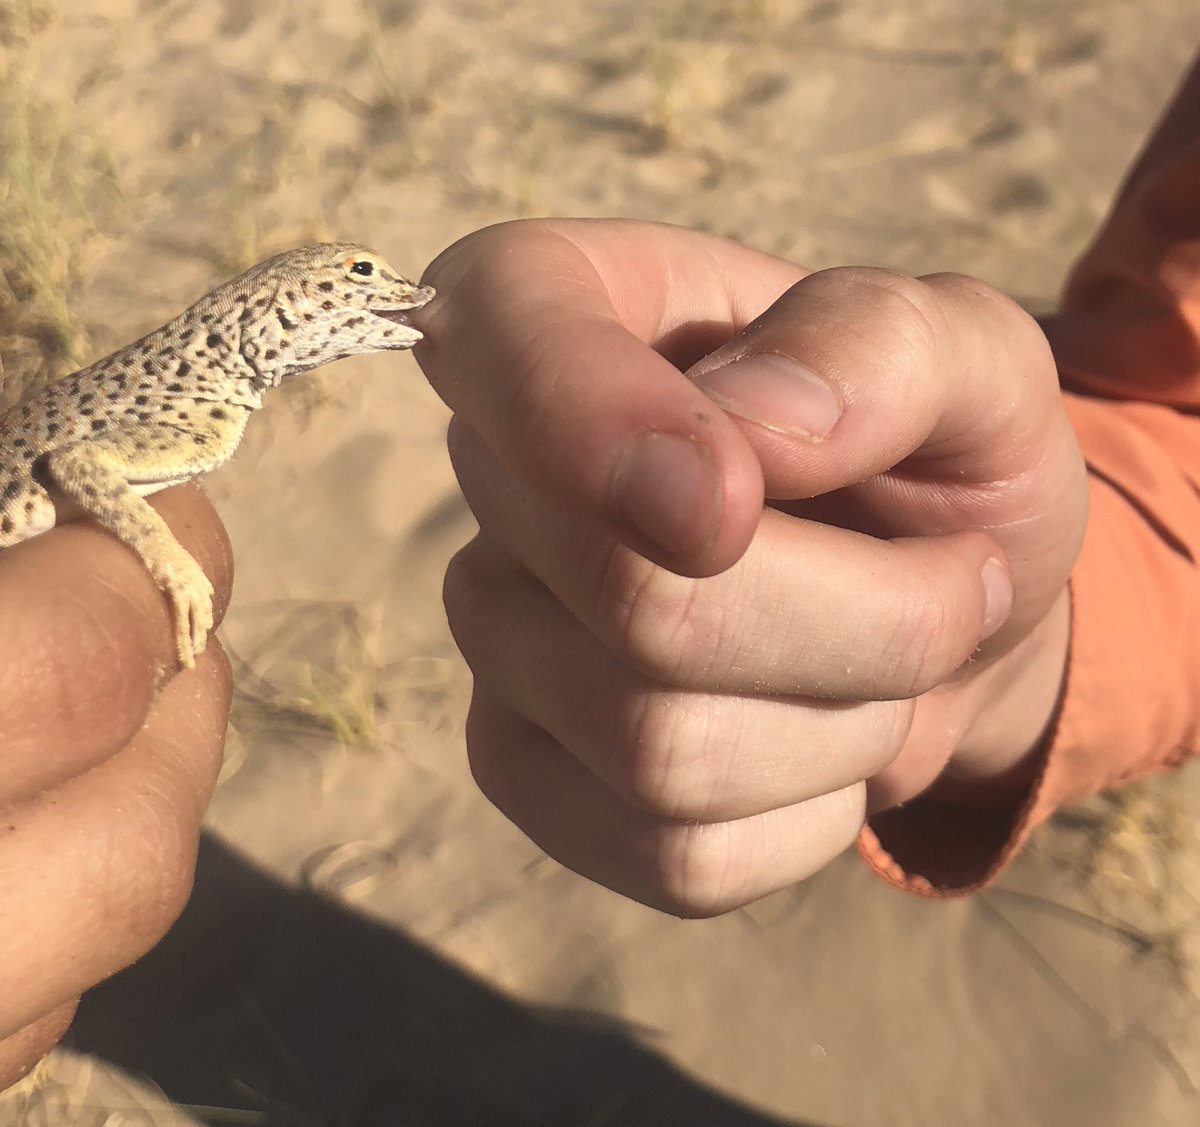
69;832;821;1127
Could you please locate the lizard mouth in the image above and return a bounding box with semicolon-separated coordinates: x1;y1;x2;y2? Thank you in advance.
368;283;434;332
370;308;416;325
368;306;427;346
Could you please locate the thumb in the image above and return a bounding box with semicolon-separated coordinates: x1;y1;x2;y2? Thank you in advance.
684;266;1087;639
685;266;1067;502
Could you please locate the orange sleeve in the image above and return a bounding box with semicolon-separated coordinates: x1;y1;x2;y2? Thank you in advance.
859;51;1200;895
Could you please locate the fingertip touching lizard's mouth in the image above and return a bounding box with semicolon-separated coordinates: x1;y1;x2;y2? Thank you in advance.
370;284;435;330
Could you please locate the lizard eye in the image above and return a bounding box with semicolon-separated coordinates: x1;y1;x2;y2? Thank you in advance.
350;260;374;277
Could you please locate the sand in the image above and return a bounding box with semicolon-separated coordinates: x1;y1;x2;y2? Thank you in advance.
4;1;1200;1123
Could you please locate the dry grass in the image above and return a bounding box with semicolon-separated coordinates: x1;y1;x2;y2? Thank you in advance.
1081;776;1200;985
1;0;1196;1121
0;1047;270;1125
642;14;769;147
227;590;463;772
0;0;118;406
229;597;389;752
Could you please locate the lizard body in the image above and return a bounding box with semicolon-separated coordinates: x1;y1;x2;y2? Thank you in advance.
0;243;433;667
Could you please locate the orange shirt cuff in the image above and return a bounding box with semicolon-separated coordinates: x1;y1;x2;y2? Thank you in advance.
858;396;1200;895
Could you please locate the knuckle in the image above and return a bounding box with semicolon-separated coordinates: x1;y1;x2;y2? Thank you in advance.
806;265;944;355
591;547;727;687
441;543;478;629
815;264;939;311
644;787;865;917
443;541;545;689
444;415;477;479
648;820;751;919
819;264;921;295
922;270;1026;324
925;271;1058;379
921;269;1009;305
464;700;506;806
878;582;975;698
441;540;496;662
612;691;729;820
461;697;541;833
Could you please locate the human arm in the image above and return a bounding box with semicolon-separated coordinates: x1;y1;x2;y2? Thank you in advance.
0;486;232;1089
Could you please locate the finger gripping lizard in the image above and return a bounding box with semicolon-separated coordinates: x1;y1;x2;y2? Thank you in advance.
0;243;434;668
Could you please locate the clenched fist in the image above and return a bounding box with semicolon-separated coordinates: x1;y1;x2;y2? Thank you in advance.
416;218;1086;916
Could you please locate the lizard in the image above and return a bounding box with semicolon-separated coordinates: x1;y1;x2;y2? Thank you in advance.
0;242;434;668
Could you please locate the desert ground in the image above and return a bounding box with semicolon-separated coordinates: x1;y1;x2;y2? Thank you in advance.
3;1;1200;1124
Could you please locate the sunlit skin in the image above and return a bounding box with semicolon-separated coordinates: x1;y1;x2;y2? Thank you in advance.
0;218;1088;1089
0;485;231;1089
419;218;1085;916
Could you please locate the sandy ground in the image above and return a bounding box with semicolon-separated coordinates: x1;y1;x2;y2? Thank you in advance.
4;1;1200;1124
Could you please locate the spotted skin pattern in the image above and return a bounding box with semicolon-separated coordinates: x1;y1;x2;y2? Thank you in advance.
0;243;434;667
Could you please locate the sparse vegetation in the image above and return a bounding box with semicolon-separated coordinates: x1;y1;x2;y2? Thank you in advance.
1;0;1197;1122
0;0;118;405
230;597;389;751
1083;777;1200;983
228;592;462;764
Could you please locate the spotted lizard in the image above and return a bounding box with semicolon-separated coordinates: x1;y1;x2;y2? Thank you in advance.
0;243;434;668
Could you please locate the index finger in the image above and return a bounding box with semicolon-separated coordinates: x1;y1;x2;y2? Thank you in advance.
414;219;807;575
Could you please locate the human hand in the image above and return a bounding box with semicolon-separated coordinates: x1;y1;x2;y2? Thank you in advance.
417;219;1087;915
0;486;232;1090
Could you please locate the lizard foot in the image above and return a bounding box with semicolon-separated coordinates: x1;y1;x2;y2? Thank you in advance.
152;550;215;668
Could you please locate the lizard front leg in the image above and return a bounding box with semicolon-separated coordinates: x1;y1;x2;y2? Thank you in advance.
41;420;243;667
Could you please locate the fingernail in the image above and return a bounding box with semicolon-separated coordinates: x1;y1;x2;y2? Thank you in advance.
692;354;843;439
980;557;1013;640
611;432;720;562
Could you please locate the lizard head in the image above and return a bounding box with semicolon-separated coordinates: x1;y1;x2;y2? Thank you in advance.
280;243;436;359
191;243;435;396
230;243;434;385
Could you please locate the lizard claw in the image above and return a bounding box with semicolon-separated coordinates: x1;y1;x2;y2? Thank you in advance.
154;550;215;669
